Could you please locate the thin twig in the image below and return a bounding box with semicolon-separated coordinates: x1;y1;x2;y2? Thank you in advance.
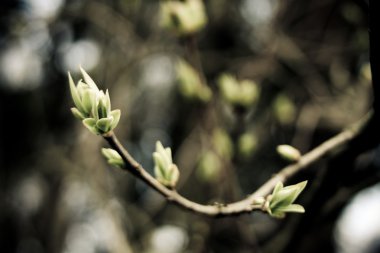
103;112;370;217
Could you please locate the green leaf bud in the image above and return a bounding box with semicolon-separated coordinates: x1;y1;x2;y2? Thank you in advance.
110;110;121;130
81;89;97;114
101;148;124;168
160;0;207;36
176;59;212;102
153;141;180;188
267;181;307;218
272;94;296;125
360;62;372;82
68;73;85;113
82;118;99;135
218;73;260;108
212;128;233;159
276;144;301;162
68;67;121;135
196;150;221;183
80;66;99;92
71;107;86;120
96;117;113;133
238;132;258;158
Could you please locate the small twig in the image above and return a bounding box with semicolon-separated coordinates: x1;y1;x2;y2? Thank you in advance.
103;112;370;217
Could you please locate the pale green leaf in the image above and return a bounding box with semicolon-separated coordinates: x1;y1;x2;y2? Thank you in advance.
71;107;86;120
82;118;99;135
81;89;97;114
96;117;113;133
276;204;305;213
68;72;85;112
101;148;121;160
80;66;99;92
110;109;121;130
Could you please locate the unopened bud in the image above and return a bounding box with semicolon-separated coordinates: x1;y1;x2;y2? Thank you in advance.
153;141;180;188
101;148;124;168
276;144;301;162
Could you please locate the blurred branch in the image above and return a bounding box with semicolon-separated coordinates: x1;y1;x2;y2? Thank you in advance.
103;111;371;217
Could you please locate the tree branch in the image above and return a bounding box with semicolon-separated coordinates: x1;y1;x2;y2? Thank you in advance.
102;111;371;217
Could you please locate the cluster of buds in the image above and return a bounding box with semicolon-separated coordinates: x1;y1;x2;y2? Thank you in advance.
263;181;307;218
69;67;121;135
218;74;260;108
160;0;207;36
176;59;212;102
153;141;180;188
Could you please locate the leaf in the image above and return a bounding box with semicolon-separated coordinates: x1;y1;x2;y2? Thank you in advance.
82;118;99;135
101;148;124;168
96;117;113;133
164;147;173;164
156;141;166;155
68;72;85;112
272;181;283;196
270;211;286;219
153;152;166;175
155;141;172;167
101;148;121;160
81;89;97;114
282;181;307;204
167;164;179;187
276;204;305;213
270;181;307;209
71;107;86;120
108;158;124;168
80;66;99;92
97;98;108;119
105;89;111;113
110;109;121;130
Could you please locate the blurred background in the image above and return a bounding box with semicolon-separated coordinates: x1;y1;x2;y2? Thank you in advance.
0;0;379;252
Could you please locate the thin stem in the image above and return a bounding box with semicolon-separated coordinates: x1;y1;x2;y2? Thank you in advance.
103;112;370;217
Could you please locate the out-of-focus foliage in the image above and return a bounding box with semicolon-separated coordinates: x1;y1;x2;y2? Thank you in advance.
176;59;212;102
160;0;207;35
0;0;377;253
218;73;260;108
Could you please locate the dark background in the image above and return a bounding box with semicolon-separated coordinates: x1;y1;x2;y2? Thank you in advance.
0;0;379;252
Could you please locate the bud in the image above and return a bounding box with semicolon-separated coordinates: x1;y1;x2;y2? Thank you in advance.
196;150;221;182
68;67;121;135
272;94;296;125
176;59;212;102
101;148;124;168
360;62;372;83
267;181;307;218
160;0;207;36
276;144;301;162
218;73;260;108
238;132;258;158
212;128;233;159
153;141;180;188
